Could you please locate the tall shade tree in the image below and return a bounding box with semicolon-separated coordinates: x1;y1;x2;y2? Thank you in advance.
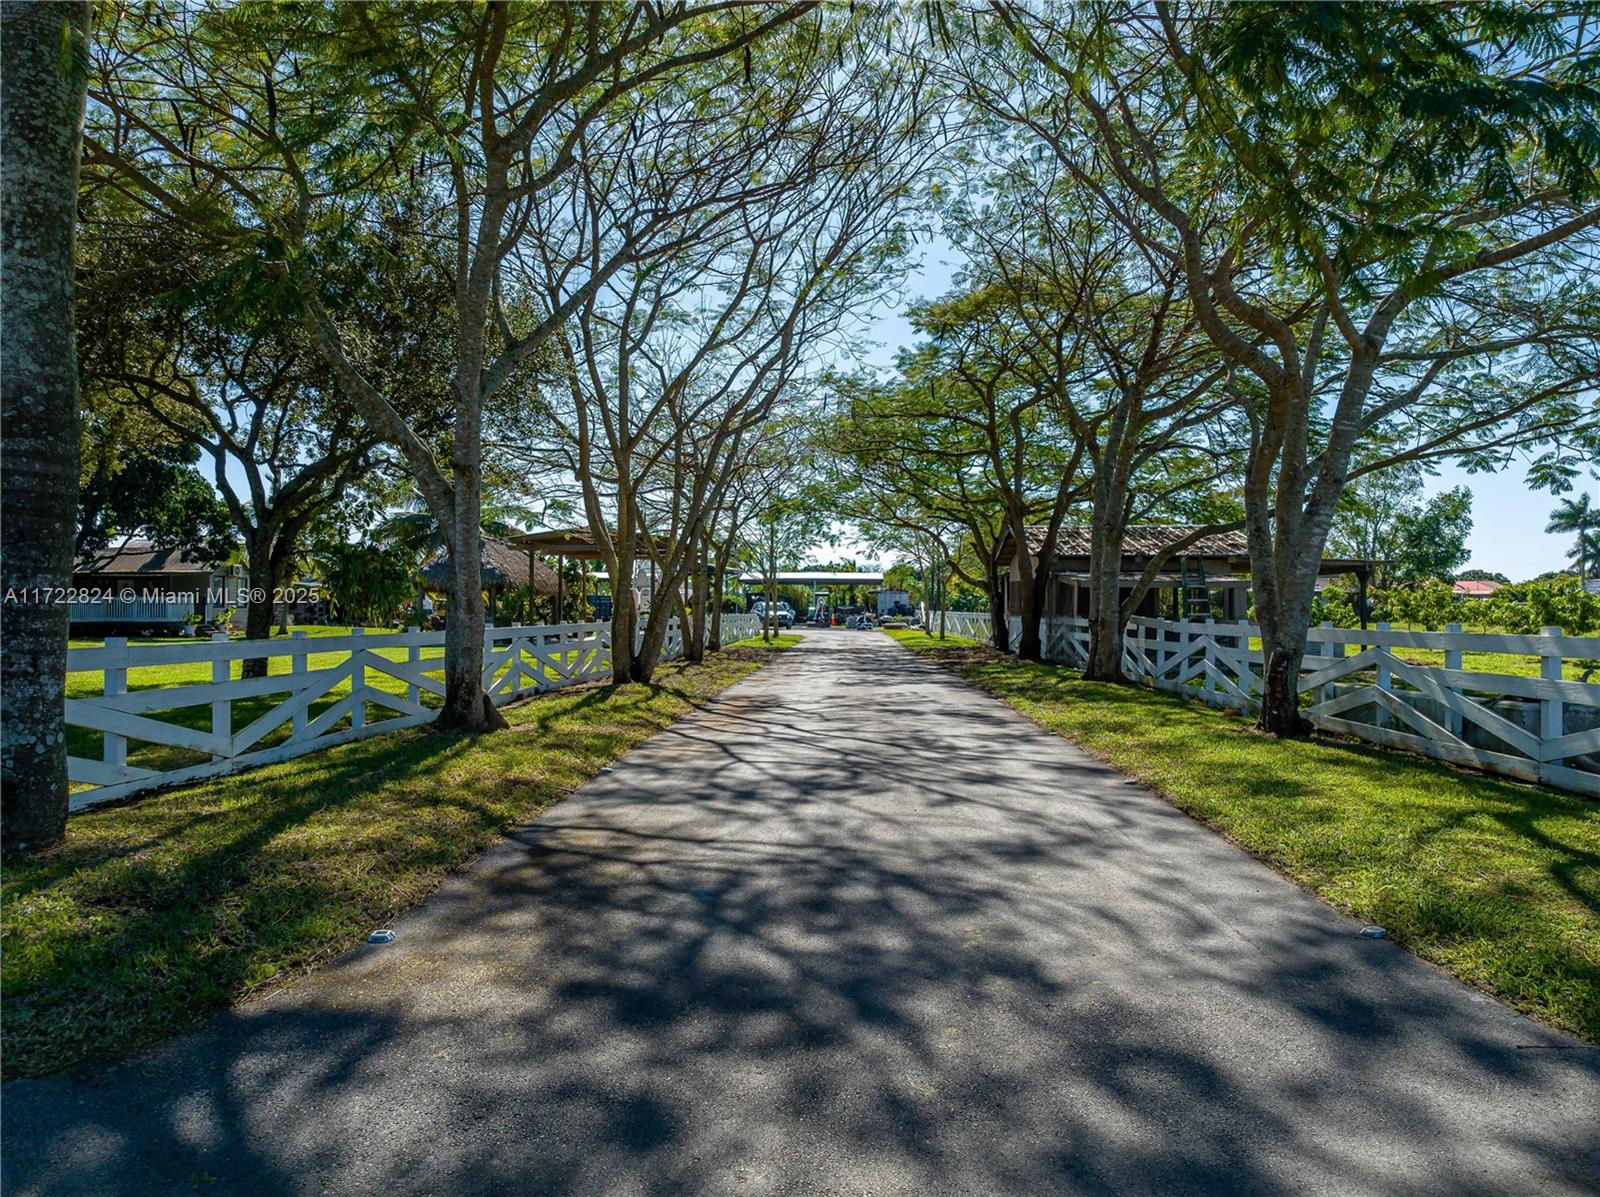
84;1;813;730
75;192;458;672
2;0;92;853
995;1;1600;732
824;371;1013;648
895;286;1090;661
75;401;232;562
528;8;935;682
934;138;1241;678
1331;465;1474;589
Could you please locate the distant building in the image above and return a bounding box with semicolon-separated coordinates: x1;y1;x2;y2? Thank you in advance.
996;524;1373;624
1452;578;1505;598
71;540;248;634
876;588;912;616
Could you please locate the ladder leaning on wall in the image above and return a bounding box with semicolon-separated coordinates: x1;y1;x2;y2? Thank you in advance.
1180;556;1212;620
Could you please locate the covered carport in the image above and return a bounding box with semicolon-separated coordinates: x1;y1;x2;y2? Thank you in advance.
507;527;672;622
738;571;886;622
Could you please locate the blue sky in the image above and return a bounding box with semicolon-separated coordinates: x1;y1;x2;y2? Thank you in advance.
841;237;1586;581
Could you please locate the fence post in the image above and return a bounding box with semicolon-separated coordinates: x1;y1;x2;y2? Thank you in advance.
291;631;309;737
485;624;499;704
103;636;128;770
509;626;522;697
1541;626;1564;767
350;626;365;731
1444;623;1464;739
1203;616;1216;705
1175;621;1191;696
211;631;231;760
406;627;420;709
1312;620;1324;707
1318;622;1337;707
1375;622;1391;728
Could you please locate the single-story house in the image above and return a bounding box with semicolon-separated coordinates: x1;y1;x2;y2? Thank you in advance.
1452;578;1504;598
71;540;248;634
996;525;1375;625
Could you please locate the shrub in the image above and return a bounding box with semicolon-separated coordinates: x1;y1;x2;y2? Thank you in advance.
1484;576;1600;635
1311;586;1357;627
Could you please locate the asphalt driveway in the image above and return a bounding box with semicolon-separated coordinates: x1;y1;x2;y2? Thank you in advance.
4;629;1597;1195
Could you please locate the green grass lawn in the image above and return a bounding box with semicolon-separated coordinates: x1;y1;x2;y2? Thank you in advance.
3;636;800;1078
1389;647;1591;681
1242;633;1589;681
886;629;1600;1044
67;625;448;781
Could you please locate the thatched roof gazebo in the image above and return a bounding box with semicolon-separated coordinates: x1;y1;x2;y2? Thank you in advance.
420;536;559;616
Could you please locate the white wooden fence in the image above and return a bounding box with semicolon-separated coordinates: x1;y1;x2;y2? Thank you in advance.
67;614;762;811
933;611;993;641
931;612;1600;797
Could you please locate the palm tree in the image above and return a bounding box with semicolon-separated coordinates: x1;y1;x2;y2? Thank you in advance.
373;490;547;559
373;489;559;623
1546;494;1597;578
1567;528;1600;580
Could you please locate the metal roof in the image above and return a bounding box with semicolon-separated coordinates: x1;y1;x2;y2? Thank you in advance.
506;526;669;560
738;571;886;586
1010;524;1251;562
999;524;1371;576
75;539;228;575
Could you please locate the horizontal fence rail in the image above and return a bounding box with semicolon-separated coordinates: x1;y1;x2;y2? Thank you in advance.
933;611;992;641
66;613;762;811
935;612;1600;798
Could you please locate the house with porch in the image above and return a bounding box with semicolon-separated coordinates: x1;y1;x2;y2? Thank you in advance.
71;540;249;635
995;524;1375;629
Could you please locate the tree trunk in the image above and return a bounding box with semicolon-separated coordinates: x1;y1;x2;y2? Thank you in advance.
632;584;678;684
1018;552;1051;663
1244;492;1325;738
629;544;698;683
2;1;90;854
1083;516;1128;682
435;529;506;732
1015;560;1044;662
1258;633;1311;736
987;563;1009;652
1251;549;1322;736
609;544;636;685
708;542;728;652
766;534;779;643
241;536;277;679
1084;612;1125;680
687;540;707;664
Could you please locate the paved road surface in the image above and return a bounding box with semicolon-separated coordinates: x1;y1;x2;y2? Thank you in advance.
5;630;1598;1195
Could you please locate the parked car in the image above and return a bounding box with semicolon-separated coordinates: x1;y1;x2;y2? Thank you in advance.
751;600;794;629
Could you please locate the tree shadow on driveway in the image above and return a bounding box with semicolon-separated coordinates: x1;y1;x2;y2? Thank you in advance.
5;633;1598;1196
